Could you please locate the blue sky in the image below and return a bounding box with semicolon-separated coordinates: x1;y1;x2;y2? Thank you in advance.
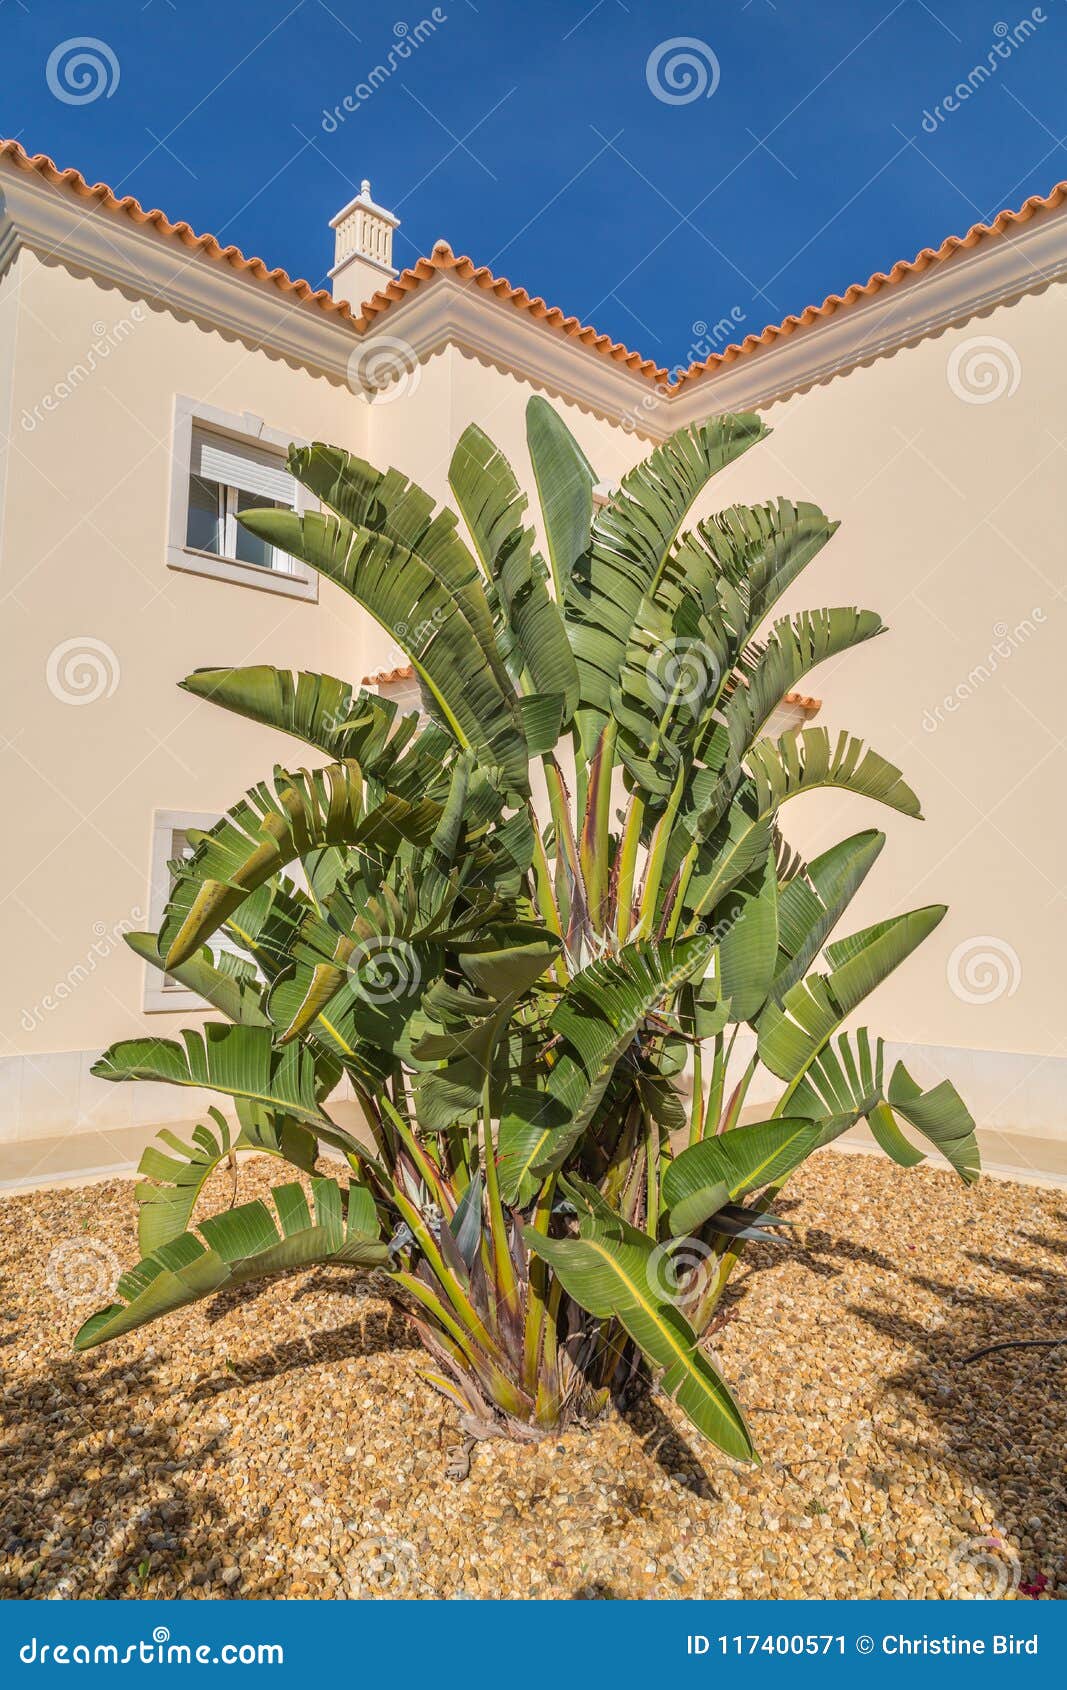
3;0;1066;370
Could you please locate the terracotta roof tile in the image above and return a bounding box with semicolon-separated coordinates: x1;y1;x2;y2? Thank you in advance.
679;181;1067;385
365;664;822;714
0;137;358;325
5;137;1064;397
353;238;667;381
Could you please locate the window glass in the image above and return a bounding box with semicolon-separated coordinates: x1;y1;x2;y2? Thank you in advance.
186;474;222;554
233;490;283;570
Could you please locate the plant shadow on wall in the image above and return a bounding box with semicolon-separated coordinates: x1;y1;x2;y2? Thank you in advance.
70;399;982;1468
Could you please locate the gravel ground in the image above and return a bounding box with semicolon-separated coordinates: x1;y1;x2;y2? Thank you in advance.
1;1151;1064;1601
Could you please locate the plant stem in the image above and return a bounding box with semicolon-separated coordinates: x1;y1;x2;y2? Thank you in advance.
481;1075;521;1319
579;719;617;932
521;1172;557;1394
615;796;644;942
633;768;685;939
688;1011;706;1147
719;1051;757;1134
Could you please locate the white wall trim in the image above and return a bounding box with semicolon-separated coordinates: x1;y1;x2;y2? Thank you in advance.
143;808;220;1012
0;163;365;384
6;154;1067;428
166;394;319;601
671;198;1067;421
365;271;673;437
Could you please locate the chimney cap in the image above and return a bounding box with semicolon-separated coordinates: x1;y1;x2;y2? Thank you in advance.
329;180;399;231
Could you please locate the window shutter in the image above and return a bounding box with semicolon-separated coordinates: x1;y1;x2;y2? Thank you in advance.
191;427;296;504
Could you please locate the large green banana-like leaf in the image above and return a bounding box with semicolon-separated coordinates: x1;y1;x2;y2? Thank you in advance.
525;395;596;600
663;1118;823;1234
696;498;842;637
239;505;529;793
160;763;439;969
566;415;768;715
126;932;270;1027
789;1031;980;1182
286;444;514;699
496;936;712;1200
135;1103;318;1256
524;1185;755;1460
681;733;921;932
613;502;841;801
713;851;779;1024
74;1178;387;1350
179;670;449;800
91;1024;339;1129
449;424;579;720
721;607;885;763
411;932;561;1131
746;728;923;821
757;905;947;1086
771;830;885;1003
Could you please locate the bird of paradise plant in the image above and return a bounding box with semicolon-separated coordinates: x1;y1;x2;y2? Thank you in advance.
75;399;979;1464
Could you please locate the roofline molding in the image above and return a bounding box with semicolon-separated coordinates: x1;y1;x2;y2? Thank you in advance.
365;268;673;437
0;156;363;384
4;139;1067;425
670;189;1067;421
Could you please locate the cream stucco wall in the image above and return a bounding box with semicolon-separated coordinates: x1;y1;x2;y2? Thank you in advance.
0;234;1063;1181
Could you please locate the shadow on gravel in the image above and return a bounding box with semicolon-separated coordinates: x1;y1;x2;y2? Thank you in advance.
0;1349;232;1598
0;1280;418;1599
853;1205;1067;1593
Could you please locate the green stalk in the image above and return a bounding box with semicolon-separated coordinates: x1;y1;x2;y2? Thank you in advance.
482;1075;521;1319
698;1031;726;1145
632;767;685;940
379;1093;452;1216
719;1050;758;1134
664;841;699;939
390;1186;500;1360
528;805;564;944
644;1109;660;1237
390;1270;489;1374
614;796;644;942
579;720;617;932
687;997;705;1147
521;1171;557;1394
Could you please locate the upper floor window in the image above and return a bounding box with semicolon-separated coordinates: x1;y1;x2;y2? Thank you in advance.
186;428;297;573
167;398;318;602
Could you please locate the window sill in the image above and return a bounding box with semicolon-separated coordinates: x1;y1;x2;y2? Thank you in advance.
144;985;208;1014
166;544;318;602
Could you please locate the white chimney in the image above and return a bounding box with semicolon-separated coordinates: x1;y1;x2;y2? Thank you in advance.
328;179;399;311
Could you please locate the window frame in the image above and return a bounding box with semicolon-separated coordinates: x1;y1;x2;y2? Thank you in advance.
144;808;229;1013
166;396;319;602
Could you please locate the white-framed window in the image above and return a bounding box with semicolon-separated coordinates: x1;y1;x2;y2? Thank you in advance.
166;397;319;602
144;809;249;1013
